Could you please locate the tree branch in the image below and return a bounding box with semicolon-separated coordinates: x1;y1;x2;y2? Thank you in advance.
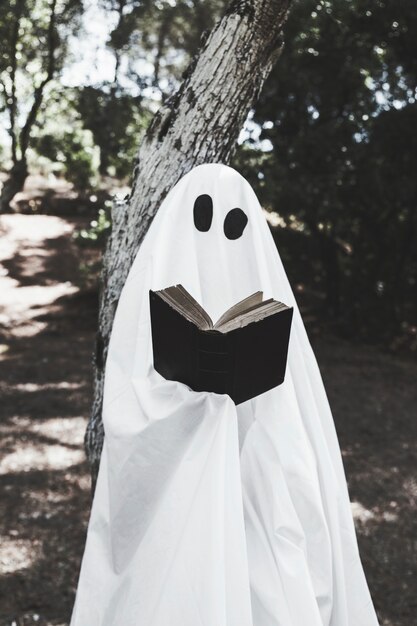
7;0;25;164
19;0;58;156
112;0;127;87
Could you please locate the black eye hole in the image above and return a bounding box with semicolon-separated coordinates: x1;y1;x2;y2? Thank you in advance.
223;208;248;240
193;194;213;232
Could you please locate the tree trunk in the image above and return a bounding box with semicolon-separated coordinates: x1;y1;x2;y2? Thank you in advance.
85;0;293;491
0;159;28;213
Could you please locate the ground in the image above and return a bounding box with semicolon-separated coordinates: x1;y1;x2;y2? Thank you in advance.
0;202;416;625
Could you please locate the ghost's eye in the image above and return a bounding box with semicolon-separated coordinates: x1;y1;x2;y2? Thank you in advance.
193;194;213;232
223;208;248;240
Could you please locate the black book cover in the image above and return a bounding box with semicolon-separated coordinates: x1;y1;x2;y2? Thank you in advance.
149;289;293;405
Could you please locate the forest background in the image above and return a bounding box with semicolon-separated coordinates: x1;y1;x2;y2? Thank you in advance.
0;1;416;625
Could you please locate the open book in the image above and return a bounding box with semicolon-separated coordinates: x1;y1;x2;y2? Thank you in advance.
154;284;290;333
149;284;293;404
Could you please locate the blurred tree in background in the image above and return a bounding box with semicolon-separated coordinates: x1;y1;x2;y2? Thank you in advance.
30;88;100;189
0;0;83;209
0;0;416;347
75;86;149;179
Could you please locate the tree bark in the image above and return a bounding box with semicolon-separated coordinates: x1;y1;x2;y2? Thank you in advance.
0;0;58;213
0;159;28;212
85;0;293;491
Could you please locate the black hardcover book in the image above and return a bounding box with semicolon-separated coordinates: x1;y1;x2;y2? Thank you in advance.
149;285;293;405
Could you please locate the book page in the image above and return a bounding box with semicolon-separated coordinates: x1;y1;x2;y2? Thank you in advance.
215;299;289;333
213;291;263;329
156;285;213;330
155;284;289;334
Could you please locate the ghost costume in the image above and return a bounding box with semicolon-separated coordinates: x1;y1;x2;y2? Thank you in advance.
70;164;380;626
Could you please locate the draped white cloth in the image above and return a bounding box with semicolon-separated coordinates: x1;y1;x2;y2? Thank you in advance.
70;164;380;626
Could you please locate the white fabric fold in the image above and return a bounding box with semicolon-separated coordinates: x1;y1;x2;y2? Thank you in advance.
70;163;380;626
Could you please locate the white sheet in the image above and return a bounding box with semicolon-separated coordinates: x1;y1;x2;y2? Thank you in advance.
70;163;380;626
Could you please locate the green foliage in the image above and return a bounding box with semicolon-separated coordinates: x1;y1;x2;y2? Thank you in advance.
234;0;417;342
0;0;83;162
34;125;99;189
76;85;151;179
73;203;112;247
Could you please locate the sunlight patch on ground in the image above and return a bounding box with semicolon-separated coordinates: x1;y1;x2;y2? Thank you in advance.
0;536;40;574
64;471;91;493
10;381;85;392
27;486;80;506
351;500;376;523
351;499;400;525
0;214;79;337
30;416;87;447
0;417;88;475
0;443;86;474
402;476;417;498
0;214;74;269
0;283;78;333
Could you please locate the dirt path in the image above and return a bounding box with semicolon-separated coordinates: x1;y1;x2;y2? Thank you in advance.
0;215;95;626
0;214;415;626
